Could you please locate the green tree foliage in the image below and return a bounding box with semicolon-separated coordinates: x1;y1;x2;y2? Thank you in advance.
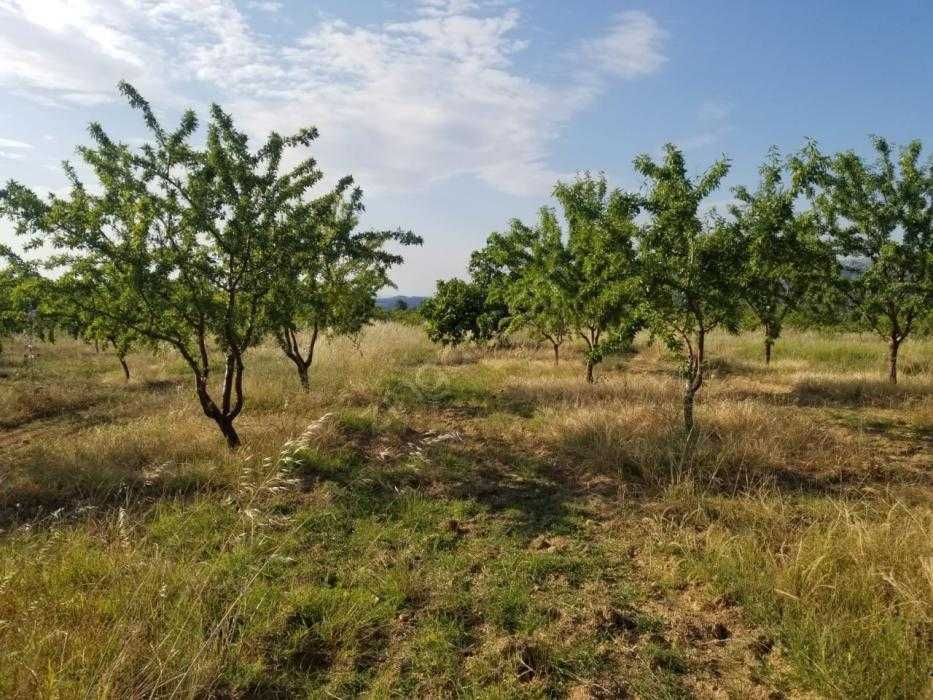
791;137;933;383
553;175;643;382
633;145;742;431
466;219;534;345
268;182;420;390
730;148;835;364
503;208;572;365
0;264;22;358
57;266;145;380
420;277;493;346
0;82;415;447
0;252;57;360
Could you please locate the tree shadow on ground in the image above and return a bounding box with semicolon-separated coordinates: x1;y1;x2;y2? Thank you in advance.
789;378;931;408
0;474;232;529
284;418;584;542
723;376;931;410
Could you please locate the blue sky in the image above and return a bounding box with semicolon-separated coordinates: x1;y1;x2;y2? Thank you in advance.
1;0;930;294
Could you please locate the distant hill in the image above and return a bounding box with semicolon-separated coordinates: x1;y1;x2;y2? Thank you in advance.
376;295;427;310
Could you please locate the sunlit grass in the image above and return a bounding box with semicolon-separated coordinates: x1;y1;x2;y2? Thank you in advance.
0;324;930;697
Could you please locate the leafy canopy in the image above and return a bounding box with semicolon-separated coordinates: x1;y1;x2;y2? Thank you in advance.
0;82;412;446
791;137;933;346
633;144;741;428
730;148;835;352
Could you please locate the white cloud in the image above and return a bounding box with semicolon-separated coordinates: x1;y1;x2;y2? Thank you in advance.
0;137;32;149
0;0;668;195
417;0;483;18
246;1;282;11
678;100;733;151
223;6;574;195
579;11;667;79
698;99;731;124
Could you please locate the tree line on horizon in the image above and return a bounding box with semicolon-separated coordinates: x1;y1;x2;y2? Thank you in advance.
420;141;932;429
1;83;931;444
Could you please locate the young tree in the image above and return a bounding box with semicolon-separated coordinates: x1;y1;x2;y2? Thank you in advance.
0;263;20;359
468;219;536;345
420;277;495;346
269;183;420;390
791;137;932;383
0;252;57;361
554;175;642;383
634;145;742;431
58;268;143;381
1;83;382;448
730;148;835;364
504;208;572;365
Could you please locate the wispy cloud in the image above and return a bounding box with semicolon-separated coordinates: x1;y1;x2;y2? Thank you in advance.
678;100;733;151
0;0;669;195
0;136;31;160
0;137;33;149
246;1;282;12
578;11;667;79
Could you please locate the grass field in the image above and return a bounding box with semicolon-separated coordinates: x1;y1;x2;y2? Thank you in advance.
0;325;930;698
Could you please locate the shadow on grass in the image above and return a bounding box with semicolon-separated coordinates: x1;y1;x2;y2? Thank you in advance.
4;361;928;532
286;426;581;542
722;376;931;411
0;471;233;529
790;377;931;408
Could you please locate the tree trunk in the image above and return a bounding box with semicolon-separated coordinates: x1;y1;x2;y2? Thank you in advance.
683;328;705;433
119;355;130;381
585;359;595;383
214;415;241;449
192;354;244;450
889;337;899;384
553;342;560;366
296;362;310;390
764;337;773;366
683;386;695;432
280;325;318;391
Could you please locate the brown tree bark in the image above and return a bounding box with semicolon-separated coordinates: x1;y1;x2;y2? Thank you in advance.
888;336;900;384
683;328;705;433
581;328;600;383
214;414;241;450
683;388;695;432
764;337;773;366
119;355;130;381
296;363;310;390
279;324;319;391
190;345;245;450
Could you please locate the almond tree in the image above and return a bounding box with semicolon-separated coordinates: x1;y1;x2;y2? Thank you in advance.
421;278;493;346
504;208;572;365
791;137;932;383
0;83;364;447
0;251;57;361
468;219;536;344
57;266;144;381
730;148;835;364
634;145;742;431
554;175;643;383
269;182;420;390
0;263;21;360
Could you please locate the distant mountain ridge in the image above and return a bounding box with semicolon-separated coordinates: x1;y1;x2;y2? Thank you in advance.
376;295;427;310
